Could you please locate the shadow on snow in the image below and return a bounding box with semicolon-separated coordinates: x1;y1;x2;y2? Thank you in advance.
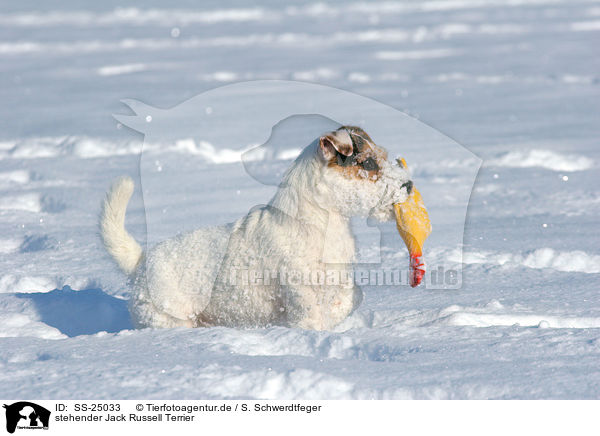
16;286;132;337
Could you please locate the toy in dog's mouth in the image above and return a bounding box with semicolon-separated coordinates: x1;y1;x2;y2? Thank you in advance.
393;158;432;287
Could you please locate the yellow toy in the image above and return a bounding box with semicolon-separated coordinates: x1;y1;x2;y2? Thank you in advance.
393;158;432;287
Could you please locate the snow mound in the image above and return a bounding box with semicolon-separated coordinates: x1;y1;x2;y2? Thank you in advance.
348;302;600;330
571;20;600;31
375;48;459;60
198;366;354;399
521;248;600;273
0;137;141;160
488;149;594;172
0;274;98;294
0;239;22;254
0;136;294;163
0;7;268;27
435;305;600;329
0;313;65;340
0;275;59;293
0;193;41;212
97;63;148;76
448;248;600;273
166;139;256;163
0;170;30;185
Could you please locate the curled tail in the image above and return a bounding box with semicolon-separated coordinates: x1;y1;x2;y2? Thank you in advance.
100;176;143;275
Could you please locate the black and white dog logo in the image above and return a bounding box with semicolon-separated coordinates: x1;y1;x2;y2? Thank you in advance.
3;402;50;433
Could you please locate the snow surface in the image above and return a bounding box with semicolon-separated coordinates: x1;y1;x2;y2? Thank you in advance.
0;0;599;399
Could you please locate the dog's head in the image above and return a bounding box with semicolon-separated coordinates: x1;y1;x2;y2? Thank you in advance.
315;126;412;220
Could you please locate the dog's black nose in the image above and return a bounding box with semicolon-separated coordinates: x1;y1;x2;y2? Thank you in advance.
401;180;413;195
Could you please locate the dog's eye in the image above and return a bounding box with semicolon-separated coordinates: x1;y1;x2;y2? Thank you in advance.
361;157;379;171
337;153;355;167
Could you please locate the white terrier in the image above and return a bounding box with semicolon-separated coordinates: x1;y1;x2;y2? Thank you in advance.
101;126;412;330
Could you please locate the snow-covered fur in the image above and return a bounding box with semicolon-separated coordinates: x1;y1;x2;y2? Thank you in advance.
99;177;143;275
100;126;411;330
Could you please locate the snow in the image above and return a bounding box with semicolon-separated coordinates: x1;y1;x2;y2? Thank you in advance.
0;0;599;399
375;48;461;60
97;63;149;77
446;247;600;273
487;149;594;172
0;193;41;213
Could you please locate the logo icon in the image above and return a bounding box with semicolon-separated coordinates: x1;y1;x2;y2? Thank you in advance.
3;402;50;434
115;81;479;292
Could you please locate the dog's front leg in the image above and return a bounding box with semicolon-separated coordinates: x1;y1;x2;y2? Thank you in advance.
281;282;356;331
282;285;328;330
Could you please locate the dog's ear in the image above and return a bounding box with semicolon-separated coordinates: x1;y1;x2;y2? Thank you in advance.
318;130;353;160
